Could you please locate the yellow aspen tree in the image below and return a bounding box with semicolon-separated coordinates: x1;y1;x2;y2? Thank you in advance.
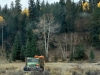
0;16;4;51
97;2;100;8
21;8;29;16
82;1;89;11
0;16;4;23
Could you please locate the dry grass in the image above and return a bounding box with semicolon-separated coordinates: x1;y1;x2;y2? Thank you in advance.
45;63;100;75
0;62;100;75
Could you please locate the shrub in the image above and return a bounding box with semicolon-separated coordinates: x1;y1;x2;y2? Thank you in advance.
86;70;100;75
74;44;85;60
8;70;24;75
89;49;95;62
50;68;62;75
54;55;58;62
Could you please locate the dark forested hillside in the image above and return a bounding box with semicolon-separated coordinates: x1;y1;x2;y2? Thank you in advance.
0;0;100;62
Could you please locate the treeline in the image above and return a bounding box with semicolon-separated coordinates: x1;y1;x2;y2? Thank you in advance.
0;0;100;61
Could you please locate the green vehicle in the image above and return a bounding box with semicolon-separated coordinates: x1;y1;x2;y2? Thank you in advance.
23;57;44;71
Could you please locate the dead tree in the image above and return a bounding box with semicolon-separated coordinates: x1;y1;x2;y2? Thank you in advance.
37;13;54;60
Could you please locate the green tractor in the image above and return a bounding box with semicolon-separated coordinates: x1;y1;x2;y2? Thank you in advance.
23;56;44;71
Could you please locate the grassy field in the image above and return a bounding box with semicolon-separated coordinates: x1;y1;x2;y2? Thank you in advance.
0;62;100;75
45;63;100;75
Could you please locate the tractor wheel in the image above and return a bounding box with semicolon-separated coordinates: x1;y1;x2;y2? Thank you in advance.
23;66;28;71
40;66;44;71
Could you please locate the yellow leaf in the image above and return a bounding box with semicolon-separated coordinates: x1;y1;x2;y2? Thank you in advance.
21;8;29;16
0;16;4;23
82;1;89;11
97;2;100;8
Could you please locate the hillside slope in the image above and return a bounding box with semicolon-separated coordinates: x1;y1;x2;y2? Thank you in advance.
0;32;100;62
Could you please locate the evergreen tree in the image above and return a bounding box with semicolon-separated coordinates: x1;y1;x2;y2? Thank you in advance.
10;1;15;15
6;50;10;60
45;1;51;14
25;38;31;57
31;34;37;56
52;2;60;22
70;49;74;61
74;44;85;60
25;30;38;57
59;0;75;33
15;0;21;15
10;1;14;10
90;7;100;48
59;0;66;32
12;15;20;33
36;0;41;18
41;0;45;15
90;49;95;62
28;0;38;29
5;42;10;60
0;5;1;14
25;29;33;56
28;0;36;21
78;0;83;12
66;0;75;32
20;46;25;61
2;4;8;15
12;32;21;61
19;14;27;45
3;8;14;48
